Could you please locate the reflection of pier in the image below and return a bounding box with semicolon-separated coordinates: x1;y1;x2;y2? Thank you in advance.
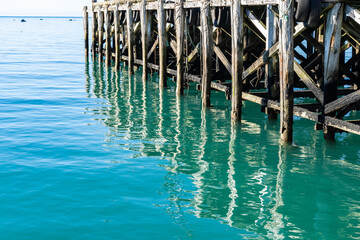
84;0;360;143
85;62;360;239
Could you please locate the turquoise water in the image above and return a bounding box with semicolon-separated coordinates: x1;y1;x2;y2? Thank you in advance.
0;17;360;239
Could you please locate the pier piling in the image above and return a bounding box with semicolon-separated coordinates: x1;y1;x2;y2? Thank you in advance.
115;4;121;70
279;0;294;143
105;6;111;66
175;0;185;95
83;6;89;60
231;0;244;121
91;6;98;61
97;7;104;63
200;0;212;108
140;0;148;81
127;2;134;74
158;0;167;87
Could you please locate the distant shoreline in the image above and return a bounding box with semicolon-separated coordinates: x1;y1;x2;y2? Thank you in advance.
0;16;82;18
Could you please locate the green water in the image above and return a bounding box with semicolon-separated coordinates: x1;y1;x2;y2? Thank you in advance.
0;17;359;239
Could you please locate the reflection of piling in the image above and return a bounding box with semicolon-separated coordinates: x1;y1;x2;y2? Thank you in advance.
85;0;360;143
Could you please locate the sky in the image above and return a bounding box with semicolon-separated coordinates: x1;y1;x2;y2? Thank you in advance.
0;0;91;17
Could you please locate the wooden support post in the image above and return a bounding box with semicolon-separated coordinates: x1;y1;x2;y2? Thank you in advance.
279;0;294;143
175;0;185;94
140;0;148;81
231;0;244;120
158;0;167;87
91;7;98;60
105;6;111;66
201;0;212;107
98;7;104;63
121;25;126;64
127;2;134;74
323;3;344;140
115;4;121;70
265;5;277;119
84;6;89;60
355;44;360;90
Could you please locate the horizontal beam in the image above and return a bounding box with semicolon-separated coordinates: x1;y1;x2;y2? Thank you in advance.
242;92;360;135
324;90;360;114
345;5;360;23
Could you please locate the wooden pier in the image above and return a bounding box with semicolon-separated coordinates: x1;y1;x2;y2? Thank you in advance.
83;0;360;143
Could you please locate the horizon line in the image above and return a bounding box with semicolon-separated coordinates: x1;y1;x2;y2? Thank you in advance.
0;16;83;18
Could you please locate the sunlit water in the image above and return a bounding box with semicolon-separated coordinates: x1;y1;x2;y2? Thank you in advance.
0;17;359;239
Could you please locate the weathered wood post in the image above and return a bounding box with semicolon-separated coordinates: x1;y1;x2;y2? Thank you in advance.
84;6;89;60
323;3;344;140
279;0;294;143
175;0;185;94
158;0;167;87
121;25;126;64
231;0;244;120
98;7;104;63
140;0;148;81
265;5;277;119
127;2;134;74
105;6;111;66
91;6;98;60
201;0;213;107
114;4;121;70
355;44;360;90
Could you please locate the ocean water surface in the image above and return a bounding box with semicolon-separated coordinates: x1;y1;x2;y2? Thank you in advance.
0;17;359;239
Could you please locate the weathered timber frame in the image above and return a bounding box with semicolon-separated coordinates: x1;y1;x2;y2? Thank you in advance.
85;0;360;143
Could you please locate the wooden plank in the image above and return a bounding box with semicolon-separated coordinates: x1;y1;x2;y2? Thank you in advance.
231;0;244;120
252;88;355;98
92;0;279;8
147;24;171;59
324;90;360;114
345;5;360;23
242;92;360;135
175;0;185;94
323;3;344;139
84;6;89;60
120;55;229;93
294;62;324;104
279;0;294;143
187;43;200;63
214;45;231;73
158;0;167;87
147;38;158;59
201;0;213;107
170;39;177;55
242;42;279;80
245;8;267;39
140;0;148;80
241;0;278;5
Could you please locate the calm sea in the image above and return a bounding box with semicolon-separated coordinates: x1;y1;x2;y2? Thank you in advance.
0;16;359;239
